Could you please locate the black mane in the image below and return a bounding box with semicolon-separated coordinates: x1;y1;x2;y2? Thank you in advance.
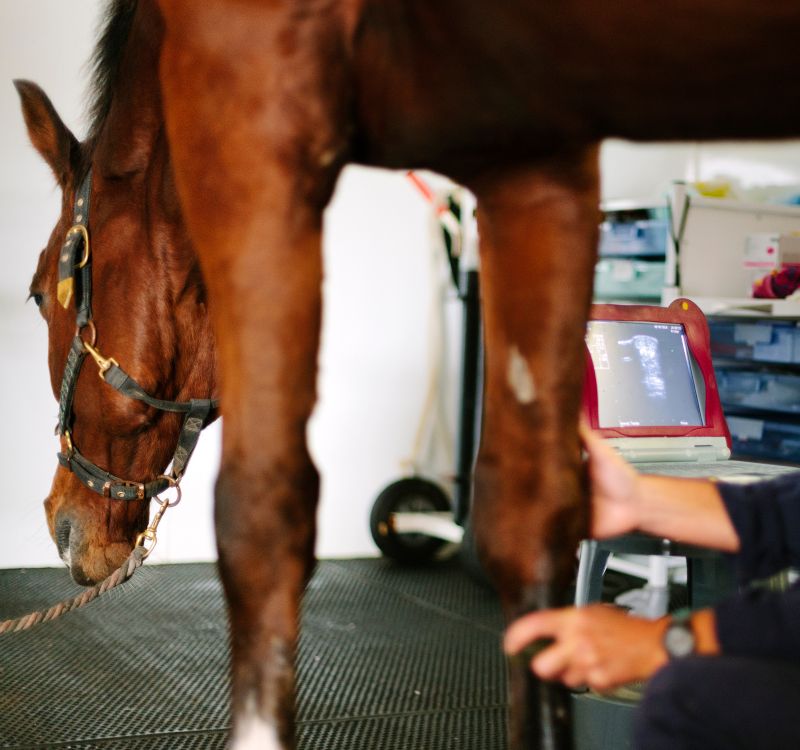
86;0;138;144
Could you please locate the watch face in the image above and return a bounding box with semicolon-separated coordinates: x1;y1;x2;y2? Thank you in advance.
665;622;695;658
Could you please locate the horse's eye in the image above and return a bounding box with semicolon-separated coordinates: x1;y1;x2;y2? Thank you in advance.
29;292;44;308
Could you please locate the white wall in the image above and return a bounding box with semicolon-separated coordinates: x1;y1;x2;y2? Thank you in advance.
1;2;107;568
3;3;800;570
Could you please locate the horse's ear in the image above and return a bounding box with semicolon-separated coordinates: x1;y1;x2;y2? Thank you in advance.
14;80;80;189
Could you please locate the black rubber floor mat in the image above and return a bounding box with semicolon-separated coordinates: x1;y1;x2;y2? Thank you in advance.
0;558;508;749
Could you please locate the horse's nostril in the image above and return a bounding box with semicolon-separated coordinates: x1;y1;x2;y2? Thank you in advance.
55;517;71;558
69;563;95;587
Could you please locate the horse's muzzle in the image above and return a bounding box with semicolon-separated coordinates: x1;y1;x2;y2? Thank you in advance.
54;515;99;586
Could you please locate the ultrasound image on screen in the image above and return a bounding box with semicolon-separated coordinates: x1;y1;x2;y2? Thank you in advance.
586;320;704;428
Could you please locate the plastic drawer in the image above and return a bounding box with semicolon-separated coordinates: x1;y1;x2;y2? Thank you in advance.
593;259;665;300
598;218;668;258
727;415;800;462
709;321;800;364
716;368;800;415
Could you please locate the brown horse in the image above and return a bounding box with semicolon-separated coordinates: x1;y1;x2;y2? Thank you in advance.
16;0;800;748
16;0;216;590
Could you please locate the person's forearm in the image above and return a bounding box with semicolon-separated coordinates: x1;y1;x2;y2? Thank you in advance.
505;605;722;690
635;475;740;552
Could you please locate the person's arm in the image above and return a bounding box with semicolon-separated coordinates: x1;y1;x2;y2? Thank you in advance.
580;422;739;551
633;474;739;550
583;420;800;580
505;426;800;690
504;605;720;692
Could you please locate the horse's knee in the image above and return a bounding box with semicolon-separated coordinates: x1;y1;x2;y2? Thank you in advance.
214;455;319;579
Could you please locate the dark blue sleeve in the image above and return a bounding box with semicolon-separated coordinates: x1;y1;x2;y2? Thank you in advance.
715;582;800;662
717;472;800;584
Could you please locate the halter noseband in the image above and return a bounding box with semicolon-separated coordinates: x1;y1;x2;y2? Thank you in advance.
56;169;218;502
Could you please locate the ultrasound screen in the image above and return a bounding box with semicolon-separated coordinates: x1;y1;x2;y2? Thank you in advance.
586;320;704;428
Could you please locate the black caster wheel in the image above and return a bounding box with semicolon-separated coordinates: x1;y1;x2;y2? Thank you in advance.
370;477;451;564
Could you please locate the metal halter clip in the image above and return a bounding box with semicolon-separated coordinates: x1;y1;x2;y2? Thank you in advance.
134;476;180;559
82;339;119;380
134;526;159;559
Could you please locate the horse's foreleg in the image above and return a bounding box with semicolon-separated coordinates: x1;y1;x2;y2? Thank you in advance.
177;208;322;750
158;5;348;747
191;223;322;750
211;281;320;750
469;150;600;750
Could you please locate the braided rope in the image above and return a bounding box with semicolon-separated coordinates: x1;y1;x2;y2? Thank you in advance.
0;546;147;634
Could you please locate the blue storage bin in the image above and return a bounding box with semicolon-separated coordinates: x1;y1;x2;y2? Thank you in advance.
716;368;800;415
598;219;668;258
727;415;800;462
593;259;665;300
709;321;800;364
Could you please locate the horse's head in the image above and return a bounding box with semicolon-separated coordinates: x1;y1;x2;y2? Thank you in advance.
16;80;217;585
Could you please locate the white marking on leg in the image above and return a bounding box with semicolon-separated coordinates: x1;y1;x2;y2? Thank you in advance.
230;696;281;750
507;346;536;404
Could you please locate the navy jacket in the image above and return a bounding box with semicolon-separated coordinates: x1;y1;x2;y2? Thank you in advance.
715;473;800;661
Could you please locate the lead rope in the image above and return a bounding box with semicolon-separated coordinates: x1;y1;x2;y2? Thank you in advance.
0;547;146;634
0;492;172;635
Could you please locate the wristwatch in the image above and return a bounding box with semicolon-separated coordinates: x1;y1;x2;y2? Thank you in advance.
663;610;696;659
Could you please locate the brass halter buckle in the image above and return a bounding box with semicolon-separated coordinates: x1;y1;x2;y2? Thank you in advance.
103;480;146;501
63;430;75;459
66;224;91;268
56;226;90;310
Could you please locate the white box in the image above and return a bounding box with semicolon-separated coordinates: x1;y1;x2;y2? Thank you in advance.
669;185;800;298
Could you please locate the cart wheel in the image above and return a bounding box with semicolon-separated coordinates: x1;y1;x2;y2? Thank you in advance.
370;477;451;564
459;514;494;589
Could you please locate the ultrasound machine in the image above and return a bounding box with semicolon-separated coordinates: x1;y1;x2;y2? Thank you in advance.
579;297;793;604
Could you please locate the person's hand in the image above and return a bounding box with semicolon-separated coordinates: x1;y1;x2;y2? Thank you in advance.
504;604;668;692
579;419;642;539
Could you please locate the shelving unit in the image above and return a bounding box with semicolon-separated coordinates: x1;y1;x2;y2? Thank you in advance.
666;187;800;466
594;200;668;302
704;313;800;464
596;187;800;466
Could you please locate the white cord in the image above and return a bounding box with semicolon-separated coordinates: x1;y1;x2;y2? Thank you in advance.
401;174;459;477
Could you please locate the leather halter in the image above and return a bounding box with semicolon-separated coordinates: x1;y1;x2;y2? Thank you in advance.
55;169;218;502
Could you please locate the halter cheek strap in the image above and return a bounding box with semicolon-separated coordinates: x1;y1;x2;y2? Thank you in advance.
56;169;219;501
